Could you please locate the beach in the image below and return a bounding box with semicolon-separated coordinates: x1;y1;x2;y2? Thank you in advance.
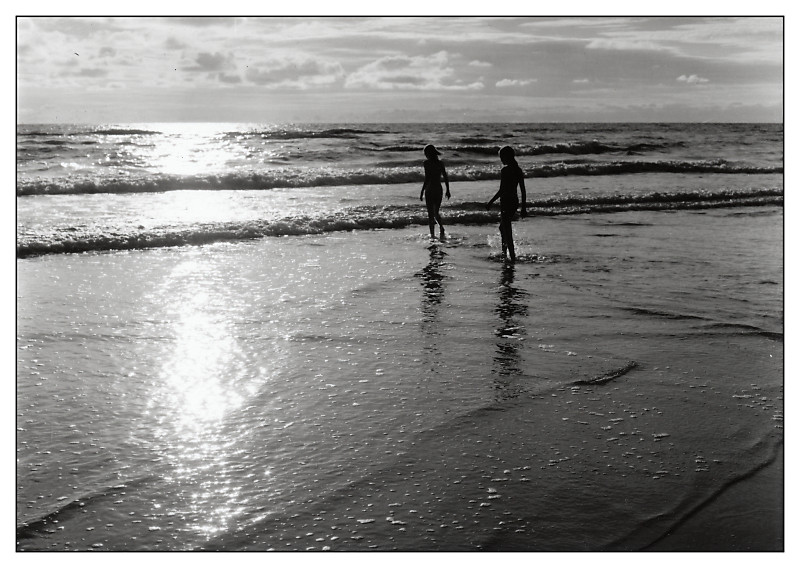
17;203;783;551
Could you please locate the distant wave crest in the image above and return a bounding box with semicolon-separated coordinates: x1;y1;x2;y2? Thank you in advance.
225;127;389;140
17;188;783;258
374;139;674;156
17;160;783;196
88;128;163;136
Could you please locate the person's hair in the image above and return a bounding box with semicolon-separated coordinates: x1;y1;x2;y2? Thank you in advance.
499;146;519;169
498;145;515;161
424;144;440;160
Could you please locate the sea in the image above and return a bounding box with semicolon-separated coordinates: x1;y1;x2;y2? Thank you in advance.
16;122;784;551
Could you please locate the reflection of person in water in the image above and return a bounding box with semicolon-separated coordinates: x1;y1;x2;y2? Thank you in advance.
487;146;526;261
418;247;446;325
417;247;447;375
419;144;451;240
492;263;528;400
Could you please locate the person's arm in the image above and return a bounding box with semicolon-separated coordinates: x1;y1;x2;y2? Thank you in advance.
488;166;505;208
442;163;451;199
420;162;428;201
487;186;502;208
519;173;527;217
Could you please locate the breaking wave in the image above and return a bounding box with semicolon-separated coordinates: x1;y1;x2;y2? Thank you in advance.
17;188;782;258
17;160;782;196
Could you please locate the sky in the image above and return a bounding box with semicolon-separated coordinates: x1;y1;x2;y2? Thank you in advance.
15;14;785;124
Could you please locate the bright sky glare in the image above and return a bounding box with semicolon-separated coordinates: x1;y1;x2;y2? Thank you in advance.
16;14;784;123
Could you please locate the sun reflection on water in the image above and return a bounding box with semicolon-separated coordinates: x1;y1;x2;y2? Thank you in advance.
163;303;243;430
146;190;248;226
150;256;260;539
138;123;251;177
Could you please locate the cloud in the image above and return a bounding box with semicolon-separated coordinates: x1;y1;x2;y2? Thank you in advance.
586;38;678;54
345;51;482;91
77;68;109;78
164;37;187;51
185;52;233;73
15;16;783;124
245;58;345;89
677;74;710;84
34;17;127;38
166;17;240;28
219;73;242;84
496;78;537;88
577;17;782;66
572;78;590;84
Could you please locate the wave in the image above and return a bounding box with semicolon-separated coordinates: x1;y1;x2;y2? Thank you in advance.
624;307;709;321
16;160;783;196
17;498;90;542
373;140;676;156
16;188;783;258
90;128;163;136
572;361;637;385
699;322;783;341
611;437;783;551
18;127;163;137
224;127;389;140
16;474;160;543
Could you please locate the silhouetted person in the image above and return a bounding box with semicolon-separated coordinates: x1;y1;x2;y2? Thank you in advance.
487;145;526;261
419;144;450;240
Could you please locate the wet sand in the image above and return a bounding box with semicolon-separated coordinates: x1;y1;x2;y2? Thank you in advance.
647;445;783;551
17;208;784;552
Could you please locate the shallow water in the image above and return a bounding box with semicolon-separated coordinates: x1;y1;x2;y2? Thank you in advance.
16;121;783;258
16;174;782;258
17;205;782;551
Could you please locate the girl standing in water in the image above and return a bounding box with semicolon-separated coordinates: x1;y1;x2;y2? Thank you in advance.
419;144;451;240
487;145;526;261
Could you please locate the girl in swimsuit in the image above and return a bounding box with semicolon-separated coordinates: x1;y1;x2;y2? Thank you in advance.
419;144;451;240
487;145;527;261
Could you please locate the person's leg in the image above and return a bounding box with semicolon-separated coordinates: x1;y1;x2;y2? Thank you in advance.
500;215;515;261
428;194;444;239
506;222;516;261
426;201;436;238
